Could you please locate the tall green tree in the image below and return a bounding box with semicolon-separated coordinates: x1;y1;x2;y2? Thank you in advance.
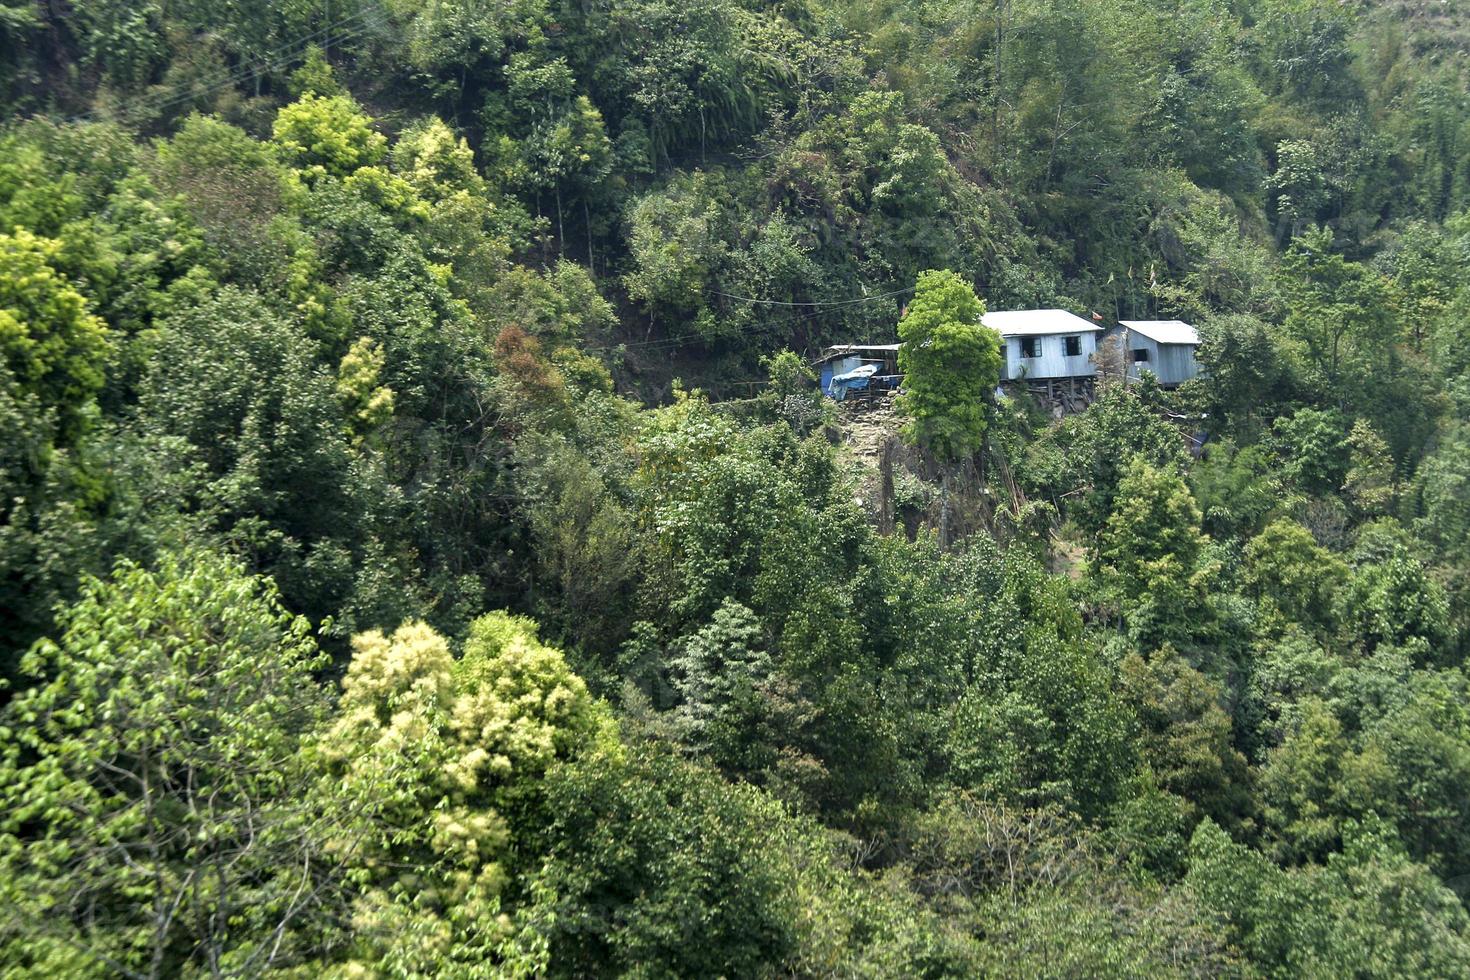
1097;457;1217;651
896;270;1000;461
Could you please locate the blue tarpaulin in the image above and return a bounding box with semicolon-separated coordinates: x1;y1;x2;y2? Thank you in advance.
827;364;878;401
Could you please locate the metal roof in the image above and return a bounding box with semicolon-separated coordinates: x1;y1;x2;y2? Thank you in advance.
1118;320;1200;345
813;343;901;365
981;309;1102;336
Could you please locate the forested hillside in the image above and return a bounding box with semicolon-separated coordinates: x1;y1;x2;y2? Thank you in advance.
3;0;1470;975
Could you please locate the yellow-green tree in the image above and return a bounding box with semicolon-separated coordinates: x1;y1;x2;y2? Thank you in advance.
317;611;614;976
0;229;108;446
272;92;386;178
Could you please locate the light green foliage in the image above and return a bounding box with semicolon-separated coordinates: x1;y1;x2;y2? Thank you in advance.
1342;418;1396;517
392;118;486;203
1415;405;1470;557
1269;139;1331;236
336;335;395;440
0;130;87;237
1259;659;1470;876
912;795;1237;974
1097;457;1217;650
1148;185;1275;319
669;598;772;759
1243;519;1346;638
623;171;727;324
0;229;108;445
760;349;827;434
482;259;615;346
288;44;343;98
272;93;388;178
1024;382;1189;537
1337;521;1450;658
896;270;1000;461
522;95;611;194
1259;696;1349;860
1270;406;1348;497
0;550;333;976
1278;228;1393;394
342;164;432;223
318;612;609;975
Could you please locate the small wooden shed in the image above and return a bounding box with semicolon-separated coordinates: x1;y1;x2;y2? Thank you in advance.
981;309;1103;381
1111;320;1202;387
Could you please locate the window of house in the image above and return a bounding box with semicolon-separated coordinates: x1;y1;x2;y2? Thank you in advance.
1064;335;1081;357
1131;348;1150;362
1021;337;1039;358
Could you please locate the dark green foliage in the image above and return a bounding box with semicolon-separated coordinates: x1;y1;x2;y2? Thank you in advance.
1023;382;1189;538
528;747;811;977
1187;816;1470;977
137;287;358;621
0;365;96;676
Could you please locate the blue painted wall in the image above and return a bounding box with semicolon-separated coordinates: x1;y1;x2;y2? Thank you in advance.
819;355;862;393
1111;330;1201;386
998;331;1098;380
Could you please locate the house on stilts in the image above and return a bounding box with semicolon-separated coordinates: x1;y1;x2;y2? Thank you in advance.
982;308;1103;413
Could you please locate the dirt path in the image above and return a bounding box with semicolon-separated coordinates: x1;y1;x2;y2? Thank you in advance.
836;395;902;469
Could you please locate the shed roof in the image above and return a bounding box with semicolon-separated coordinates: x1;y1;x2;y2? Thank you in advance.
981;309;1101;336
1118;320;1199;345
813;343;901;365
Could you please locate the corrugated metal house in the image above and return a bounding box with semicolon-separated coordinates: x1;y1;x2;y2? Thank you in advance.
1111;320;1202;387
981;309;1103;381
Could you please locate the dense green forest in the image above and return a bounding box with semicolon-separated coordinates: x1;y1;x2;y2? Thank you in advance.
3;0;1470;974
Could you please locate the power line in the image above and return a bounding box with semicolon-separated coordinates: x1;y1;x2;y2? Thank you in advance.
586;332;707;353
707;284;914;308
116;8;382;122
588;282;912;353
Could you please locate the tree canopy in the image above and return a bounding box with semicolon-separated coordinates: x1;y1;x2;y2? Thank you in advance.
3;0;1470;974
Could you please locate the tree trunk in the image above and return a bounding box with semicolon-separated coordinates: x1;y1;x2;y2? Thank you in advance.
939;466;952;550
585;198;594;273
993;0;1005;164
555;185;565;260
879;437;896;536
